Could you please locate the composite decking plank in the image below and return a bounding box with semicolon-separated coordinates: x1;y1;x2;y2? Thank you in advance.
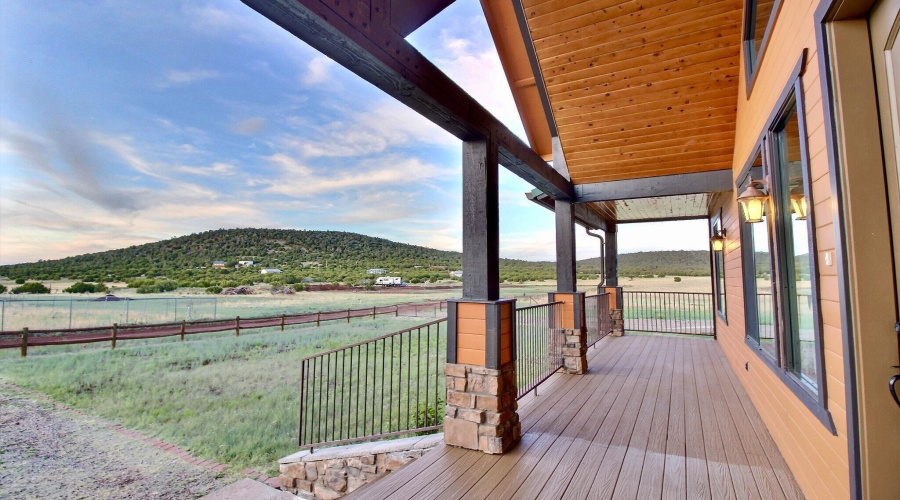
697;341;763;500
689;339;737;500
703;341;789;500
683;339;712;500
635;336;678;499
611;336;677;500
559;337;662;500
662;338;687;500
455;337;641;500
532;336;663;500
526;337;663;500
586;336;672;500
385;445;484;500
713;348;805;500
487;337;654;500
346;444;456;499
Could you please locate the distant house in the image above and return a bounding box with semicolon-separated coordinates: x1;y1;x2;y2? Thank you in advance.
259;268;283;274
212;260;226;268
366;268;386;275
451;270;463;278
237;260;254;267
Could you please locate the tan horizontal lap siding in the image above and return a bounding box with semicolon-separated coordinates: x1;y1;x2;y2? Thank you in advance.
719;1;850;498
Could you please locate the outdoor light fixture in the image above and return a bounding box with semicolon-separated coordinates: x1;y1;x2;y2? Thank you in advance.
790;192;808;220
737;177;769;224
710;229;726;252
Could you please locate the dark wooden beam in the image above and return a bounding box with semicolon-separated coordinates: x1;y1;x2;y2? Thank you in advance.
462;139;499;301
574;170;733;202
555;199;577;293
604;225;618;287
525;190;609;231
388;0;455;38
240;0;573;200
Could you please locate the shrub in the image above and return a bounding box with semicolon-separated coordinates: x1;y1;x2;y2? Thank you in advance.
206;286;223;294
673;276;682;282
0;285;6;293
15;278;25;284
12;282;50;294
292;283;306;292
64;282;98;293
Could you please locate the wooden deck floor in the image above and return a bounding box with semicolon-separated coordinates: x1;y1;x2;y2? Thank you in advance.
346;335;805;500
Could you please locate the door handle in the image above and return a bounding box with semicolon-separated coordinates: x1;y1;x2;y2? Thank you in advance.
891;373;900;408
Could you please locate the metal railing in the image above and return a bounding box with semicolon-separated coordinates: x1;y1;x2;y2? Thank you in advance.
297;319;446;449
585;293;612;347
515;301;564;399
623;291;714;336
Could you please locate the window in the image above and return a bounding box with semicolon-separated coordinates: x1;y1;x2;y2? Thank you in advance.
737;66;832;431
740;150;778;362
711;214;727;321
743;0;781;92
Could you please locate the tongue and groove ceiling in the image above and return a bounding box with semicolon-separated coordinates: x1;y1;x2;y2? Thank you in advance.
486;0;744;186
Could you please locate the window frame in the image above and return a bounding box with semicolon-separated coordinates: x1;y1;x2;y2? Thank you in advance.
735;52;835;433
711;210;728;323
743;0;784;97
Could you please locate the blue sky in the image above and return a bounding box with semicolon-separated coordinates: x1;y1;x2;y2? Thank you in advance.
0;0;709;265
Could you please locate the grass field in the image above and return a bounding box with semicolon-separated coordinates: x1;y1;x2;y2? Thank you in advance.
0;315;431;475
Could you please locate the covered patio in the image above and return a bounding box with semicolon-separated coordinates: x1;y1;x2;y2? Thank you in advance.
346;334;804;500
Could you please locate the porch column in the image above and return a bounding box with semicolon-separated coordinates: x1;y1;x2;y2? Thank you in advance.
604;225;625;336
550;199;588;374
444;138;520;454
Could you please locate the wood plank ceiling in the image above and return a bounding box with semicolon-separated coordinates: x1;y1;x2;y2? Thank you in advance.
517;0;744;185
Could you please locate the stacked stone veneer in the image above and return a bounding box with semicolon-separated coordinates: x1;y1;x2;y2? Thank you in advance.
443;361;520;454
562;327;588;374
611;309;624;337
278;433;442;500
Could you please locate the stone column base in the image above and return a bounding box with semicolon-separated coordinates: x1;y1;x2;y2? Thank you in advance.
611;309;624;337
443;362;520;454
562;328;588;374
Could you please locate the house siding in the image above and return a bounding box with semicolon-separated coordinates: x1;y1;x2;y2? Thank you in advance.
713;1;850;499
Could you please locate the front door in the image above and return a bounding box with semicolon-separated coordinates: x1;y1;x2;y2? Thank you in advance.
870;0;900;403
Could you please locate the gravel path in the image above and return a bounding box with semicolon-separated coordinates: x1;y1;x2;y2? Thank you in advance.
0;385;228;499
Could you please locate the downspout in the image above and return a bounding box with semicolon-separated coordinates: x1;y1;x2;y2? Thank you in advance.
585;228;605;292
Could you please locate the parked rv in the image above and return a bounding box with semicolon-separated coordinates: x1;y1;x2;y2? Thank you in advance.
374;276;402;287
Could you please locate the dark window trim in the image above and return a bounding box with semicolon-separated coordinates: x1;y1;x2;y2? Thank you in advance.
711;210;728;323
736;49;834;433
744;0;784;97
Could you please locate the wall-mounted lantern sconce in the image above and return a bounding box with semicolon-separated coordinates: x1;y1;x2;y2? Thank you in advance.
790;191;808;220
737;176;769;224
710;229;726;252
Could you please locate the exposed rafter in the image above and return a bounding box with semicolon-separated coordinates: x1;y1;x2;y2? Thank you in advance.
241;0;573;200
574;170;734;202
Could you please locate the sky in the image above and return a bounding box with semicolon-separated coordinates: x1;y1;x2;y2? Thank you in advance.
0;0;710;266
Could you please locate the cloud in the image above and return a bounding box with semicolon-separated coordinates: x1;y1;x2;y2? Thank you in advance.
158;69;219;89
301;56;333;85
178;162;237;176
260;154;451;196
230;116;267;136
282;99;456;159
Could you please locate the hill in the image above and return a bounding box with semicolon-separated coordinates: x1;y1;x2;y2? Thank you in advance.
0;229;712;289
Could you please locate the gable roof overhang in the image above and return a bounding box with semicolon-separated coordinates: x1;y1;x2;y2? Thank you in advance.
483;0;743;187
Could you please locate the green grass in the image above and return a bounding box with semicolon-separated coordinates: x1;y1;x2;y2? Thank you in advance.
0;316;430;475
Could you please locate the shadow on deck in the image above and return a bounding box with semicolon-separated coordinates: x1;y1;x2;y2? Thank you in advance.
345;334;805;500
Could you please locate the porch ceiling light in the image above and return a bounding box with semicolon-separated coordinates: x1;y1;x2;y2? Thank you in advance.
710;229;726;252
737;177;769;224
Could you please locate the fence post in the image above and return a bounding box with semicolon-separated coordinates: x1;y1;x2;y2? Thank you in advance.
125;299;130;324
181;320;186;341
395;305;399;317
20;327;27;357
372;306;376;319
68;299;73;329
111;323;118;350
235;316;240;337
281;314;285;331
316;312;321;327
1;299;5;331
346;309;351;323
